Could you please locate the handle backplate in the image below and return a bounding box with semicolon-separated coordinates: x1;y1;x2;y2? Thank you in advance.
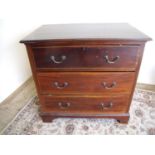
100;102;113;110
53;82;69;89
50;55;66;64
102;82;116;89
104;54;120;64
58;102;70;109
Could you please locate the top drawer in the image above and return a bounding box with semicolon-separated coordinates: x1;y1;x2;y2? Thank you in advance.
32;46;139;71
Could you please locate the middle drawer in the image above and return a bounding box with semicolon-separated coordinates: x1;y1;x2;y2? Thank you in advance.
37;72;135;94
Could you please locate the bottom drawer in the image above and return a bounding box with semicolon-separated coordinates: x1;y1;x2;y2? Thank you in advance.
40;95;130;115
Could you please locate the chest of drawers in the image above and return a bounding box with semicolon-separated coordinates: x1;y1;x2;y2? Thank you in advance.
20;23;151;123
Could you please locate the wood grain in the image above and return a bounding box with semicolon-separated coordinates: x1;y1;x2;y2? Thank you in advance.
20;23;151;43
32;46;139;71
20;23;151;123
40;95;130;114
37;72;135;94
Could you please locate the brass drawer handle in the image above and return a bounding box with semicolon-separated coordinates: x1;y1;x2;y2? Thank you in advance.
101;82;116;89
100;102;113;110
104;55;120;64
54;82;69;89
58;102;70;109
50;55;66;64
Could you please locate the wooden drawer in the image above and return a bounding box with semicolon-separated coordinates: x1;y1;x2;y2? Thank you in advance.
32;46;139;71
37;72;135;94
40;95;129;114
20;23;151;123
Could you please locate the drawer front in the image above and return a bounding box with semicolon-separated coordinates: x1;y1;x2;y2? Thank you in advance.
40;95;129;114
37;72;135;94
32;46;139;71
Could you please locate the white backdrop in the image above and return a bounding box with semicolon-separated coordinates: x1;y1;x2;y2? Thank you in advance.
0;0;155;102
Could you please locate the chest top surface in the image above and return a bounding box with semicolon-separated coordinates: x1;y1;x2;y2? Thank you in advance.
20;23;151;43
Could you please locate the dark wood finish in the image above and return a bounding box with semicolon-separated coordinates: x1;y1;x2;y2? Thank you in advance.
32;46;139;71
20;23;151;124
40;95;129;114
24;40;147;47
20;23;151;43
126;44;146;112
40;112;130;123
37;72;135;94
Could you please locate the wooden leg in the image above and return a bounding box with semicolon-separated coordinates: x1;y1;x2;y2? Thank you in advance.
41;115;56;123
41;116;130;123
117;116;129;124
39;112;130;124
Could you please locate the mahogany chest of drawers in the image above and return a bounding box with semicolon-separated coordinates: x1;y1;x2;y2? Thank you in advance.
20;23;151;123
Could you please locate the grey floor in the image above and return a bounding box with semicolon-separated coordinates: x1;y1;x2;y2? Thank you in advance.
0;79;36;133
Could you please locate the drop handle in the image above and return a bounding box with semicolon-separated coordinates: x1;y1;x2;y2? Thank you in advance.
100;102;113;110
101;82;116;89
58;102;70;109
50;55;66;64
104;55;120;64
53;82;69;89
